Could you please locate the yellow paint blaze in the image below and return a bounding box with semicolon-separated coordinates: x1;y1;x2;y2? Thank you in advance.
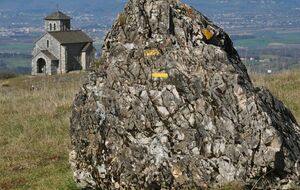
152;72;169;79
144;49;160;57
201;29;214;40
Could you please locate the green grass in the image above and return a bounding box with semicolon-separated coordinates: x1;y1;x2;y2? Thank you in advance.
3;57;31;68
0;71;300;190
234;31;300;49
0;43;32;72
0;43;33;53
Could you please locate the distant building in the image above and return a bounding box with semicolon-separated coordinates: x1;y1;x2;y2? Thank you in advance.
32;11;95;75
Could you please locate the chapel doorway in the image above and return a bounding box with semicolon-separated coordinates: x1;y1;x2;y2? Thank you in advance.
37;58;46;73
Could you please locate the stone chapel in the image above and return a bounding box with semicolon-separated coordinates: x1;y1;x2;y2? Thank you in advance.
32;11;95;75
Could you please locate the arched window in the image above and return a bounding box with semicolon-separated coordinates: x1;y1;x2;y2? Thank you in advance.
47;40;49;48
50;23;52;31
54;23;56;31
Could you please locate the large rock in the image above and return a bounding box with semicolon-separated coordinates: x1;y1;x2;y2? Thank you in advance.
69;0;300;189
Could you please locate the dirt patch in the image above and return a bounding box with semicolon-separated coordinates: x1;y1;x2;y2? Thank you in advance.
9;155;63;172
0;178;27;190
37;155;63;167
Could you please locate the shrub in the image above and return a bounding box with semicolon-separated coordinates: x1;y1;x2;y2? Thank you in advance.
182;5;196;19
118;12;127;26
0;71;17;80
94;56;106;69
1;82;10;87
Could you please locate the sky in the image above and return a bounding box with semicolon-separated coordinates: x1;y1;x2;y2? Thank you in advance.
0;0;299;12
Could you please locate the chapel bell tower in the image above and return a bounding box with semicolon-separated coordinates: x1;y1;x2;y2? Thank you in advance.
44;11;71;32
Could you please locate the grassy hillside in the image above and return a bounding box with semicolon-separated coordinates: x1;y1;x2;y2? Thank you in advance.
0;73;87;190
252;70;300;122
0;71;299;190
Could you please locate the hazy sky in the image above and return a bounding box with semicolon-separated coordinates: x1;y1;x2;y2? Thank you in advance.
0;0;298;11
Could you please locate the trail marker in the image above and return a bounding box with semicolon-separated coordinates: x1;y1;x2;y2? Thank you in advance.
201;29;214;40
144;49;160;57
152;72;169;79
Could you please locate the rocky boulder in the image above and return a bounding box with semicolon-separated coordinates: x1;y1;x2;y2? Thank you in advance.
70;0;300;189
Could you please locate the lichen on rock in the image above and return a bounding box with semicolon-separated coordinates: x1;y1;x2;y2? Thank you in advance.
70;0;300;189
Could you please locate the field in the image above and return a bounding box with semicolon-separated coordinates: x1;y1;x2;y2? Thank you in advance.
252;70;300;121
0;42;32;74
0;73;87;190
0;43;33;54
0;71;300;190
234;31;300;49
2;31;300;75
2;58;31;69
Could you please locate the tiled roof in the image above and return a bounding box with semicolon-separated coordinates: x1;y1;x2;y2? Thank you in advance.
45;11;71;20
48;30;93;44
82;42;93;52
41;50;58;60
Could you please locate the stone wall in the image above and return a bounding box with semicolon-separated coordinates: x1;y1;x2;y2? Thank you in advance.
81;52;86;70
45;20;70;32
81;48;95;70
31;52;56;75
86;48;95;69
33;33;61;59
59;45;67;73
32;35;95;75
32;33;62;75
65;43;87;72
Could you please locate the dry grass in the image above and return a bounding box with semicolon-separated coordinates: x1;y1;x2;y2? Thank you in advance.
182;4;196;19
0;70;299;190
214;182;245;190
118;12;127;27
251;70;300;123
0;71;17;80
0;72;87;190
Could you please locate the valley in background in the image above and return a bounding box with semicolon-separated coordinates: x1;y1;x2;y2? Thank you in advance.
1;0;300;74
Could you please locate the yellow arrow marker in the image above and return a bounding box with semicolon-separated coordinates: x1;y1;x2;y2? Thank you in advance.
144;49;160;57
152;72;169;79
201;29;214;40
